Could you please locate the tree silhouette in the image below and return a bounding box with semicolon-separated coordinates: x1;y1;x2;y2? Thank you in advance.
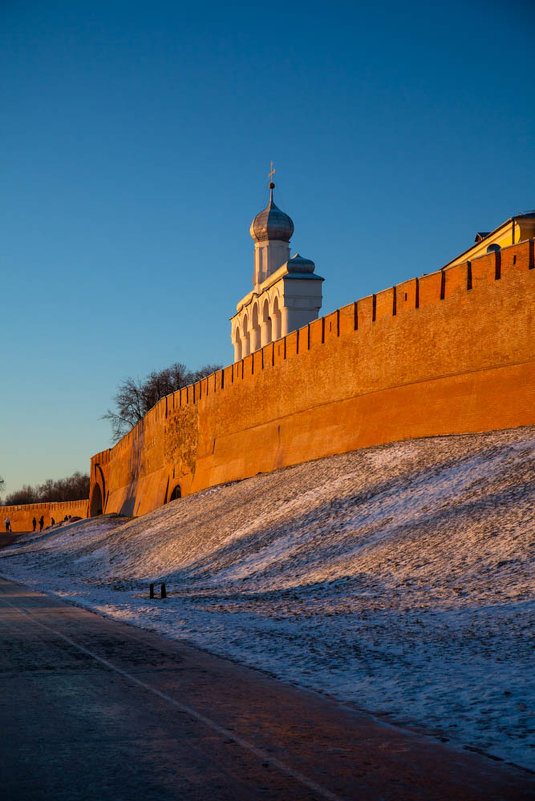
103;361;221;443
3;472;90;505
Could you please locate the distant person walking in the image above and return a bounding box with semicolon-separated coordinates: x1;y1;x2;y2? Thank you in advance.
4;517;11;533
39;515;44;532
32;517;37;532
51;517;55;526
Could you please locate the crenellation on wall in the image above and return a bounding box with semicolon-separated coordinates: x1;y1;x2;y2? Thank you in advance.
308;316;324;347
286;330;299;358
271;339;282;365
500;240;533;275
396;278;418;314
357;295;374;327
77;237;535;519
375;287;395;322
418;271;443;307
338;303;356;336
443;261;469;298
471;251;498;286
0;499;89;532
251;349;262;373
324;310;340;338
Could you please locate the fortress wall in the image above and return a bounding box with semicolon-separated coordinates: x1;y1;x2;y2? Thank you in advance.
91;240;535;518
0;499;89;533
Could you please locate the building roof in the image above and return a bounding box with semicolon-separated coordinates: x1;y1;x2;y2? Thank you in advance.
442;211;535;270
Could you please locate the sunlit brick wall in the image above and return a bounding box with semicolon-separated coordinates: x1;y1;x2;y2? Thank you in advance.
91;239;535;518
0;499;89;533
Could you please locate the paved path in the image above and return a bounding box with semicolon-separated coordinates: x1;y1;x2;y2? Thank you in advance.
0;577;532;801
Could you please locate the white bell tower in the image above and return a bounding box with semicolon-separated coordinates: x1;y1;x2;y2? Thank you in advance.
231;173;324;363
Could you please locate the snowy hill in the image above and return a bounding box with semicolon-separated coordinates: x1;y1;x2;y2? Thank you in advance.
1;426;534;770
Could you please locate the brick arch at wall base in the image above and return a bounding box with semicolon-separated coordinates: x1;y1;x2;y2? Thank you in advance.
168;484;182;502
90;240;535;520
90;483;103;516
0;500;89;533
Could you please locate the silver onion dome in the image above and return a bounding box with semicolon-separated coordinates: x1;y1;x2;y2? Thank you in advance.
287;253;315;273
250;183;294;243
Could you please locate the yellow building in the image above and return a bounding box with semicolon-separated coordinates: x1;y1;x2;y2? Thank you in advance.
444;211;535;268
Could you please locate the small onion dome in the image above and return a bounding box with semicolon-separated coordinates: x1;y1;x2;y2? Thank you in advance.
250;183;294;243
287;253;315;273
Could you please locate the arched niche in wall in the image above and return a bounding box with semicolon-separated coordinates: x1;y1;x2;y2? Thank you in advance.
168;485;182;502
90;483;103;517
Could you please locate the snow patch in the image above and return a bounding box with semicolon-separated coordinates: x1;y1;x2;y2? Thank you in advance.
1;427;534;769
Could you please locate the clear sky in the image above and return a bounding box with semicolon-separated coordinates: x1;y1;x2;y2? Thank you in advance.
1;0;534;496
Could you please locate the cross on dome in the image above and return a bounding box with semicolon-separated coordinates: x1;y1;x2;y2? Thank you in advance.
250;174;294;244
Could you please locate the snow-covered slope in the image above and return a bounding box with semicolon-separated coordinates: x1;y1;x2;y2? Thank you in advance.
2;427;534;769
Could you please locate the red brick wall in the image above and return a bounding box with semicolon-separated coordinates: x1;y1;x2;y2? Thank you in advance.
0;500;89;533
90;240;535;518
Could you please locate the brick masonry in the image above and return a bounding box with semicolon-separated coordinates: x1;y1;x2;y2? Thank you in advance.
85;240;534;518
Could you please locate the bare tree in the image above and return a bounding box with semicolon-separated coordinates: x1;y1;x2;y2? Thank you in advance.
103;361;221;443
4;472;90;505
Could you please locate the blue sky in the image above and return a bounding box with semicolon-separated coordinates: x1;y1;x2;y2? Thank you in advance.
1;0;534;494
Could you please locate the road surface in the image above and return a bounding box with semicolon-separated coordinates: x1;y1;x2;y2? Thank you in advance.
0;577;532;800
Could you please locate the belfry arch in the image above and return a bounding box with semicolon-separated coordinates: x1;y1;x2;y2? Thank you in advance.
242;314;250;357
230;178;323;363
272;295;281;341
234;326;242;361
262;298;272;346
251;303;261;352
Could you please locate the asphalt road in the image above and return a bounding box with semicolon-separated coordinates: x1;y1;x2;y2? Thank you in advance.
0;577;532;801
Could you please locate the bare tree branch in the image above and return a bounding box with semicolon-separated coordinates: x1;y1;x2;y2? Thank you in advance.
102;361;222;443
4;472;90;505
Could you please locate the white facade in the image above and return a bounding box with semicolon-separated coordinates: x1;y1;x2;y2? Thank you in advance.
231;184;323;362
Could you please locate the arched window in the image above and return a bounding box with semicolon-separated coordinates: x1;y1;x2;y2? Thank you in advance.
272;295;282;341
487;243;501;254
242;314;250;357
235;326;242;361
262;299;272;346
251;303;261;352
